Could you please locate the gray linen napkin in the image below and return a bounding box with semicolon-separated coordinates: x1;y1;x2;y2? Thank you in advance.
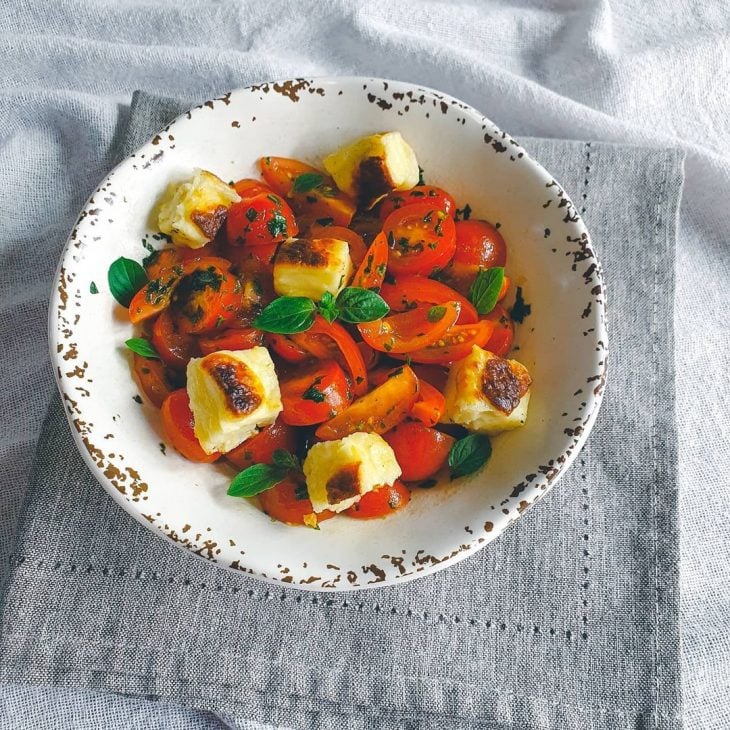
0;91;684;730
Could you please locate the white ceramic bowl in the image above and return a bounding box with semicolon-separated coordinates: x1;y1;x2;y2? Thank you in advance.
50;77;607;590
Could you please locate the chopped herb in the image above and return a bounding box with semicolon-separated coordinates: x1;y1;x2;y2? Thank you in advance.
267;210;288;238
159;442;167;455
316;217;334;226
510;286;531;323
142;239;155;253
423;211;433;223
292;172;325;194
427;242;438;250
427;305;447;323
185;267;223;292
294;481;309;500
246;207;257;222
266;193;280;204
455;203;472;221
89;281;99;294
434;214;445;236
125;337;159;359
132;395;143;404
302;376;326;403
410;189;425;197
214;314;225;328
418;166;425;185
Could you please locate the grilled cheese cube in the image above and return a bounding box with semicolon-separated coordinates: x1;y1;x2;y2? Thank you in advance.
323;132;419;209
442;346;531;436
158;169;240;248
186;347;282;454
303;432;401;513
273;238;352;300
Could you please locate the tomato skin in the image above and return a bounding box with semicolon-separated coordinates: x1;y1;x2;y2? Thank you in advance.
482;303;515;357
225;417;298;469
226;192;298;248
152;309;199;369
258;476;335;526
266;333;310;363
132;354;176;408
160;389;219;463
358;301;461;354
383;423;454;482
392;319;495;365
143;247;183;280
232;178;274;199
409;363;449;391
351;232;388;291
453;220;507;269
383;204;457;276
379;275;478;325
345;480;410;519
280;360;351;426
198;327;264;355
309;224;367;268
315;365;419;441
409;380;446;427
378;186;456;221
259;156;356;227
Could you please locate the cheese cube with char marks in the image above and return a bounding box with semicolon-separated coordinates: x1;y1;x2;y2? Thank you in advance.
273;237;352;300
158;169;240;248
303;432;401;513
186;347;282;454
442;346;532;436
323;132;420;209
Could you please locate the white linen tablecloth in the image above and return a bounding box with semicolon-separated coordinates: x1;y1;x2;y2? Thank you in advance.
0;1;728;727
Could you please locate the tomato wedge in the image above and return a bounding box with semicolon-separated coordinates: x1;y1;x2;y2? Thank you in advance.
482;303;515;357
198;327;264;355
266;333;310;363
358;301;461;354
392;320;495;365
161;389;219;463
351;232;388;291
151;309;199;369
383;203;456;276
315;365;419;441
409;380;446;427
379;275;478;324
377;186;456;221
345;480;410;519
258;476;334;526
309;224;367;268
280;360;351;426
132;354;177;408
382;423;454;482
292;316;369;397
170;267;243;334
259;156;356;227
225;417;298;470
232;178;274;199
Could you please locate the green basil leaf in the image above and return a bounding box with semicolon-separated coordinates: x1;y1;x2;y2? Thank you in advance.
335;287;390;323
317;291;339;323
125;337;159;359
108;256;147;307
253;296;316;334
468;267;505;315
427;305;446;323
227;463;287;498
448;434;492;479
292;172;324;194
271;449;300;471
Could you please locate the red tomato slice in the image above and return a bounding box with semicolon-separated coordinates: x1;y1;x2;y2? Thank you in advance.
315;365;419;441
409;363;449;391
482;303;515;357
225;417;298;470
308;224;367;268
392;320;495;364
170;267;243;334
143;247;183;280
345;480;410;519
409;380;446;427
258;156;356;227
258;476;335;526
379;275;478;324
151;309;199;369
132;354;177;408
232;178;274;199
280;360;351;426
266;333;310;363
358;301;461;354
383;203;456;276
378;186;456;221
160;389;219;463
383;422;454;481
226;192;298;247
198;327;264;355
351;232;388;291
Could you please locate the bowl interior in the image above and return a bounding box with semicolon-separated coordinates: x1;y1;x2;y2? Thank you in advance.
52;78;607;590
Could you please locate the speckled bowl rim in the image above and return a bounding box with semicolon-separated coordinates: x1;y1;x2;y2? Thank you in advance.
49;77;608;591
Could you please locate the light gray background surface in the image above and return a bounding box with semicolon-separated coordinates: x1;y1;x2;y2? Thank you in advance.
0;1;728;728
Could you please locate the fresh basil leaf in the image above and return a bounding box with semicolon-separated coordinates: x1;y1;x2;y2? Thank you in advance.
427;305;446;323
271;449;300;471
509;286;531;323
448;434;492;479
335;287;389;323
317;291;338;323
125;337;159;359
108;256;147;307
254;296;316;334
292;172;324;194
227;463;287;498
468;267;505;315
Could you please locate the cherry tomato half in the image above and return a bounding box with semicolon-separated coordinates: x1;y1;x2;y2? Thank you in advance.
280;360;351;426
378;186;456;221
152;309;199;370
351;232;388;291
383;203;456;276
345;480;410;519
258;475;335;526
232;178;275;199
132;353;177;408
225;417;298;470
482;303;515;357
160;388;219;463
392;320;495;365
226;192;298;247
198;327;264;355
382;422;454;482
